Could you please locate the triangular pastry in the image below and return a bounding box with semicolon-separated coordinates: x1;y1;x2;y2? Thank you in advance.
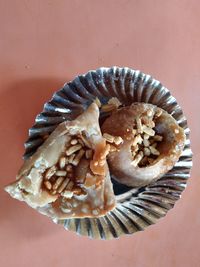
5;103;116;219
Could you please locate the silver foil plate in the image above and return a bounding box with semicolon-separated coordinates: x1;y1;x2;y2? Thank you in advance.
24;67;192;239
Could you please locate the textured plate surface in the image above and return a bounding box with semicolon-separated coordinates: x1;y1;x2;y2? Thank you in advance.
24;67;192;239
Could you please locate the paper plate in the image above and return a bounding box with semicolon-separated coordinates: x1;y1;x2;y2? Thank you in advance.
24;67;192;239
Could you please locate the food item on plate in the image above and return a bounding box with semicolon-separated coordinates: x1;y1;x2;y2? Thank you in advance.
101;103;185;187
100;97;122;112
5;103;116;219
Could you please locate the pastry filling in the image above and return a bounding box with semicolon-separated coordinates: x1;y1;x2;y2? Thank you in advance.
42;132;109;199
95;97;122;112
103;108;164;168
130;108;163;167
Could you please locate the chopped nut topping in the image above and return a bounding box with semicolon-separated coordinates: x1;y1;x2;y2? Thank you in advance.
143;139;150;147
103;133;115;143
66;144;82;156
65;180;74;190
61;190;74;198
132;135;143;146
143;133;150;139
101;97;122;112
53;177;65;190
55;170;67;176
42;131;97;197
70;139;78;145
142;125;155;136
144;147;151;156
149;146;160;156
126;107;164;167
57;178;70;193
44;180;52;190
131;151;144;166
114;136;123;145
68;154;75;164
103;133;123;147
136;117;143;133
45;166;57;180
59;157;66;169
72;149;85;166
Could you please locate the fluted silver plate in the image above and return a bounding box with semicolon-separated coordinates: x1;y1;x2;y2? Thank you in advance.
24;67;192;239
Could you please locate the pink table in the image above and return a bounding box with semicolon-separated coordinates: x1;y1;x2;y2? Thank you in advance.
0;1;199;267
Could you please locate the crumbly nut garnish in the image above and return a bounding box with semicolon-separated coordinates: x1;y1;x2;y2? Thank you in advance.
131;151;144;166
42;134;95;196
103;133;123;146
136;117;142;133
114;136;123;145
59;157;66;169
142;125;155;136
68;154;75;164
66;144;82;156
70;139;78;145
55;170;67;176
53;177;64;190
44;180;52;190
129;110;164;167
103;133;115;143
61;190;74;199
45;166;57;180
101;97;122;112
57;178;70;193
72;149;85;166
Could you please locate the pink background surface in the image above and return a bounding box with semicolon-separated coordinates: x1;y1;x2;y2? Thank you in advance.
0;1;200;267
